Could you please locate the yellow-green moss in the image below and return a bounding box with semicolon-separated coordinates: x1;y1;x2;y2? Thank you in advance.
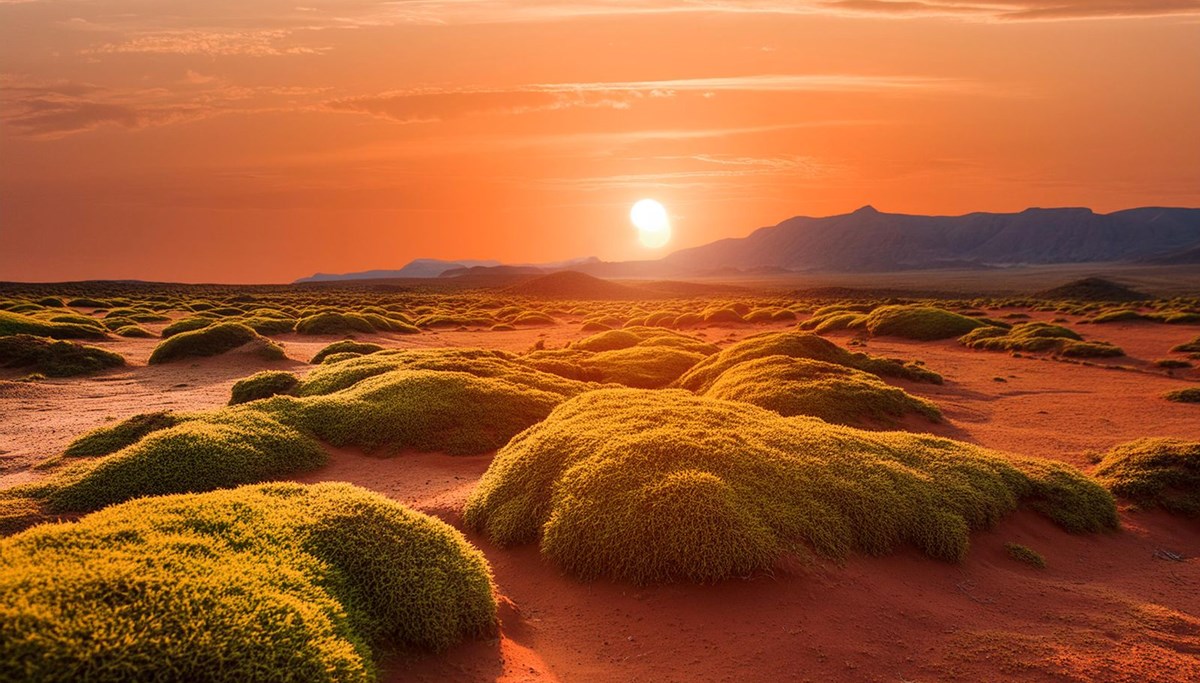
0;483;496;681
464;389;1116;584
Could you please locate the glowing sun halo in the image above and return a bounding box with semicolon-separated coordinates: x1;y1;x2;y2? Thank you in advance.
630;199;671;249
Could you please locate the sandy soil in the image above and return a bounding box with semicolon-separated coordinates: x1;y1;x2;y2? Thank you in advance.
2;311;1198;681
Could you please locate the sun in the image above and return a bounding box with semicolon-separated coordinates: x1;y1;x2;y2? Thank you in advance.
630;199;671;249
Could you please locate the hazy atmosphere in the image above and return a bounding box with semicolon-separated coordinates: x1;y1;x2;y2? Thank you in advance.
3;1;1199;282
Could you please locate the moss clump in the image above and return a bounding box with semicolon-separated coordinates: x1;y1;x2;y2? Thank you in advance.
676;331;941;394
1093;438;1200;516
961;322;1122;358
464;389;1115;584
862;305;988;341
702;356;940;425
1059;340;1125;358
230;370;300;405
295;312;376;335
1170;336;1200;354
265;369;579;456
30;410;325;513
1005;542;1046;568
62;411;180;458
1164;388;1200;404
161;315;216;338
148;322;281;364
311;340;385;365
66;298;107;308
1156;359;1193;369
0;310;108;340
0;483;496;681
113;324;155;338
0;335;124;377
239;315;298;335
509;311;556;326
1090;309;1145;323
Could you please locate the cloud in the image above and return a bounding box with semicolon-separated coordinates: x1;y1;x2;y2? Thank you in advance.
326;73;977;124
85;29;330;57
0;75;329;138
366;0;1200;24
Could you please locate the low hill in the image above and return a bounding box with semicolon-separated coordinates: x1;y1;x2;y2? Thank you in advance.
503;271;653;300
1036;277;1151;302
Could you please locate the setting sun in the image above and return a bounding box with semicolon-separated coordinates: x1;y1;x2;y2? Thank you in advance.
630;199;672;249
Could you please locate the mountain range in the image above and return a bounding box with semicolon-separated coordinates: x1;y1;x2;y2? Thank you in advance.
295;206;1200;283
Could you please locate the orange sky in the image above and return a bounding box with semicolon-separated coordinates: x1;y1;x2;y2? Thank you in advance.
2;1;1199;283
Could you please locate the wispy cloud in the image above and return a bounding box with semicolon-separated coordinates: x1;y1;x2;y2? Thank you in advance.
326;73;978;123
0;74;328;138
84;29;330;57
367;0;1200;24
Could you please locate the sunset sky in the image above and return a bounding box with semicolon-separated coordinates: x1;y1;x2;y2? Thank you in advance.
2;1;1199;283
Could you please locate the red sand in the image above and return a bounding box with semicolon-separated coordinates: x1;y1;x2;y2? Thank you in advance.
2;311;1198;681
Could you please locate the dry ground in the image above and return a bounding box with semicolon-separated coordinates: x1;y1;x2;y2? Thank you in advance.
2;310;1198;682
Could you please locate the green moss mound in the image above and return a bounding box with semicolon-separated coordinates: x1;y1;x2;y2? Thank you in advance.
294;312;416;335
113;324;155;338
0;335;124;377
265;368;579;456
0;310;108;340
1093;438;1200;516
311;340;385;365
959;321;1123;358
676;331;940;394
464;389;1116;584
30;410;325;513
230;370;300;405
1005;542;1046;568
862;305;988;341
62;411;180;458
161;315;216;338
702;356;940;425
1171;336;1200;354
0;483;496;682
148;322;282;365
1164;388;1200;403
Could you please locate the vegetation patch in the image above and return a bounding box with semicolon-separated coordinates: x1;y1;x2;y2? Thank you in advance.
0;335;124;377
1093;438;1200;516
0;483;496;681
62;411;181;458
230;370;300;405
1172;336;1200;354
861;305;989;341
1164;388;1200;403
1004;542;1046;568
676;331;940;394
148;322;283;364
701;356;940;425
23;410;326;514
464;389;1115;584
0;310;108;340
311;340;385;364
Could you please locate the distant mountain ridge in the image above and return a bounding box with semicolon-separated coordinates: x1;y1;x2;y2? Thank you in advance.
663;206;1200;273
294;206;1200;283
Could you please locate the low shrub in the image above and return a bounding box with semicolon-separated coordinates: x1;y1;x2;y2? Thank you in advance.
62;411;180;458
1164;388;1200;404
295;312;376;335
1060;340;1125;358
113;324;155;338
0;483;496;681
311;340;385;365
230;370;300;405
1172;336;1200;354
1004;542;1046;568
862;305;988;341
701;356;940;425
161;315;216;338
464;389;1115;584
0;310;108;340
1093;438;1200;515
148;322;282;364
0;335;124;377
30;410;325;513
676;331;941;393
